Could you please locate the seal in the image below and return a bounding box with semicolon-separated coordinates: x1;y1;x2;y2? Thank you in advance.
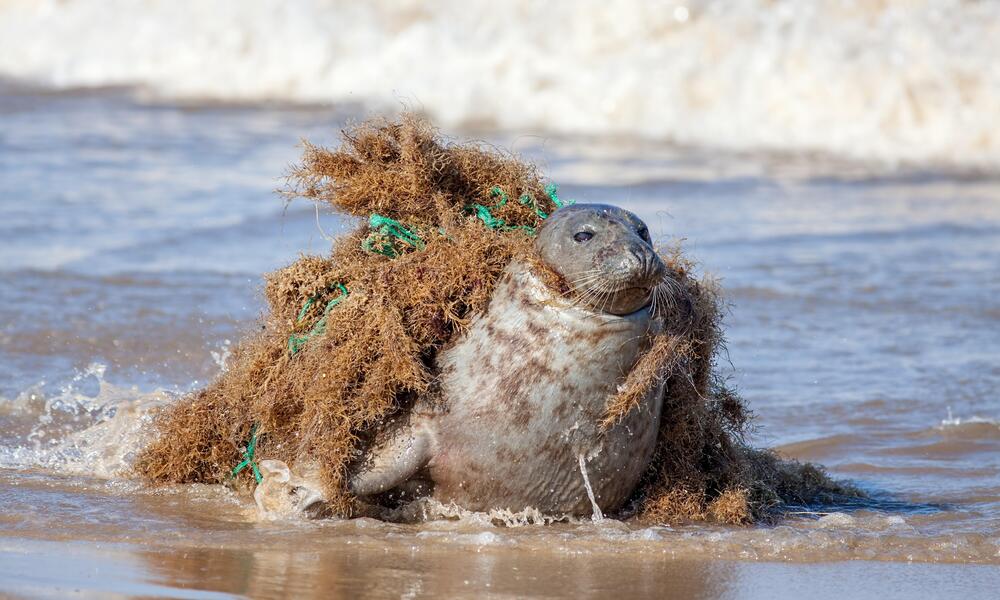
343;204;671;517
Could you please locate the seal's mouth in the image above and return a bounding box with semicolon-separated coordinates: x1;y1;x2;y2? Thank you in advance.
623;286;652;294
559;264;667;316
619;286;654;300
574;283;656;316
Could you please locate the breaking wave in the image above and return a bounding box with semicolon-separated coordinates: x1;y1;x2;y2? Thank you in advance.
2;0;999;167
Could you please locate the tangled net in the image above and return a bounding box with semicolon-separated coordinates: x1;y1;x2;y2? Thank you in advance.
134;114;859;523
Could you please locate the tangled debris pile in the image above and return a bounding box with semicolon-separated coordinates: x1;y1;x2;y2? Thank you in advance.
135;114;858;523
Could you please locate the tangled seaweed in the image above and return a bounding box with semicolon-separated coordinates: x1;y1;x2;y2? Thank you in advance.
135;114;858;523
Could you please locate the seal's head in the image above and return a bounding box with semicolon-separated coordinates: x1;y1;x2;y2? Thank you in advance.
535;204;666;315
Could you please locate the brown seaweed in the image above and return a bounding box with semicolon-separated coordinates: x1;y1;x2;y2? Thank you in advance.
134;114;858;523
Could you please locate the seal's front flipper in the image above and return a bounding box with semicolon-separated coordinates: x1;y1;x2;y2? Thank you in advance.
348;419;433;497
254;459;330;519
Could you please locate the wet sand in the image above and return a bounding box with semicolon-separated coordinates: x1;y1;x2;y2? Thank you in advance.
3;471;1000;599
4;539;999;599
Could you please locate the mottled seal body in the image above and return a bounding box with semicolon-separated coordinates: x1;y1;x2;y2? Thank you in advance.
345;204;671;517
424;261;664;514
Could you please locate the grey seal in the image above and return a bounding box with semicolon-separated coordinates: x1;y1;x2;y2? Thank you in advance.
344;204;670;517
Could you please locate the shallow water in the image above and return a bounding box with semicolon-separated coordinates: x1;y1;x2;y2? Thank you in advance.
1;88;999;598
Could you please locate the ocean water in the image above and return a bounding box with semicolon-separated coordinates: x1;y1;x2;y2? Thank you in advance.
2;0;1000;167
1;1;1000;598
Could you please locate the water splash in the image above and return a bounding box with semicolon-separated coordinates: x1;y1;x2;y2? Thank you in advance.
210;339;233;372
940;406;1000;430
0;363;172;477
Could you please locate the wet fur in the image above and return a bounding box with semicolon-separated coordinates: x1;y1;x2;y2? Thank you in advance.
384;262;664;515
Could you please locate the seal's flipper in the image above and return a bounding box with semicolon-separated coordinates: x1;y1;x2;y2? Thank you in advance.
254;459;329;519
348;420;433;497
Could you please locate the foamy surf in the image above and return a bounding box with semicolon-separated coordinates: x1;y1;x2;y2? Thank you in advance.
0;363;171;478
1;0;999;168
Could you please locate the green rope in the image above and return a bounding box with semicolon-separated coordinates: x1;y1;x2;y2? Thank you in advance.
287;283;349;355
545;183;573;208
362;213;425;258
519;193;548;220
469;200;523;231
467;187;537;234
489;186;510;207
231;424;262;484
292;185;570;354
489;185;552;220
468;184;575;234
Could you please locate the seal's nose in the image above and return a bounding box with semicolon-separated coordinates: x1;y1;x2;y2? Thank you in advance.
628;242;665;284
628;242;648;272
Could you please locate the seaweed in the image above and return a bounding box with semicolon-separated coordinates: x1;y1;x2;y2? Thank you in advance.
134;114;858;523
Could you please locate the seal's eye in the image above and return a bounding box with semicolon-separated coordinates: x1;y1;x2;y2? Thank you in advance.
573;231;594;243
637;227;650;242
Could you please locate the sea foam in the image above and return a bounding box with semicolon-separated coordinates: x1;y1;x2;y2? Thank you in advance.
1;1;998;165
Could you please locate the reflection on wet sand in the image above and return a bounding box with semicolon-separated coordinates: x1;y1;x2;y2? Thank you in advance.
139;544;721;599
5;534;999;600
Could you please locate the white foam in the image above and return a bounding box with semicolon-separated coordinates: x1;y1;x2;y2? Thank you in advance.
397;498;560;527
210;339;233;373
941;407;1000;429
1;0;999;167
0;363;173;477
817;512;856;528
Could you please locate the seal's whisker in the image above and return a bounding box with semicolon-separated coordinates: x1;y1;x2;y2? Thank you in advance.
572;282;607;309
567;270;604;281
566;274;605;291
563;268;603;278
566;284;599;309
657;281;674;306
649;286;660;318
588;293;610;312
658;284;677;316
565;280;596;299
597;281;616;314
648;279;678;319
659;275;683;296
577;280;614;313
565;275;604;290
567;282;604;299
565;274;612;305
566;271;604;283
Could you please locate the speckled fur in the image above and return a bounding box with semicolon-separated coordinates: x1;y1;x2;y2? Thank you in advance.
409;261;664;516
345;203;669;517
